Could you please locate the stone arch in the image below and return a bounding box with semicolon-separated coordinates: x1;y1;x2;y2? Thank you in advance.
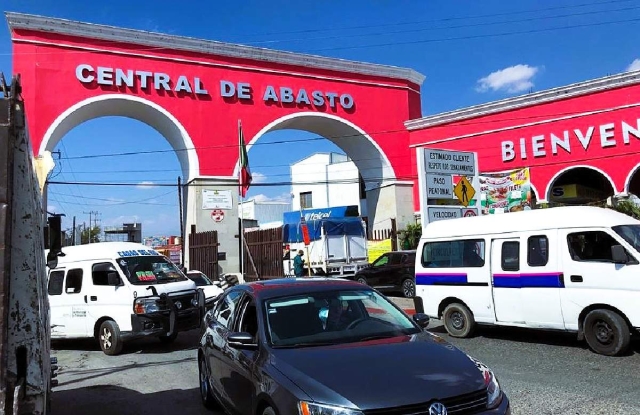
546;165;616;205
40;94;199;181
233;112;396;188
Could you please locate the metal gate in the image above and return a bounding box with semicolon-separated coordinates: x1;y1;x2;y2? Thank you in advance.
188;227;219;280
243;227;284;282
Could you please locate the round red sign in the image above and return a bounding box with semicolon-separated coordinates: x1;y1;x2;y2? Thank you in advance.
463;209;477;217
211;209;225;222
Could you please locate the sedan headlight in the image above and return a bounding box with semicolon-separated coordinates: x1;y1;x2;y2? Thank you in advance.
133;298;161;314
483;368;503;409
299;402;363;415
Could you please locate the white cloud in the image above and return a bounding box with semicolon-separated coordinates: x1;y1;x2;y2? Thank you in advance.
251;172;267;183
250;193;291;203
47;204;57;212
476;64;540;94
136;181;156;189
626;59;640;72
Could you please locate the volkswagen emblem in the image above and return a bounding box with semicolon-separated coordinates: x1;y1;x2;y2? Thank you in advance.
175;301;182;310
428;402;447;415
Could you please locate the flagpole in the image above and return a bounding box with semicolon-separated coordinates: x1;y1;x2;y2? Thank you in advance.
239;119;245;280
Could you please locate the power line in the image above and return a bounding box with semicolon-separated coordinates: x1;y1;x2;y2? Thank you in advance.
249;4;640;46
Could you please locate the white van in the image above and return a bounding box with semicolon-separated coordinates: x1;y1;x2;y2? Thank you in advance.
46;242;205;355
415;206;640;356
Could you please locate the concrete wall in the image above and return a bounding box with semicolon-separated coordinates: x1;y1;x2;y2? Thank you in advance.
366;181;415;232
185;176;240;277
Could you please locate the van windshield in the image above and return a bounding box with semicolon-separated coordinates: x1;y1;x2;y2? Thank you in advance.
612;225;640;253
117;256;187;285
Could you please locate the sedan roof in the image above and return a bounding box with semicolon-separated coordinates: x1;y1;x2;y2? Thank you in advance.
237;278;370;300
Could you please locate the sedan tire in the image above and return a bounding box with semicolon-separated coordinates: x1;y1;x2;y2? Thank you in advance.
356;276;367;285
401;277;415;298
199;355;217;409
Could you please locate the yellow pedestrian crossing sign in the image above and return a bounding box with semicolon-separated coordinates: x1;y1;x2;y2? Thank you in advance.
454;176;475;207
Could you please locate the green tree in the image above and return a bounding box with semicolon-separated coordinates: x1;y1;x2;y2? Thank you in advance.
399;223;422;250
607;199;640;219
81;226;101;244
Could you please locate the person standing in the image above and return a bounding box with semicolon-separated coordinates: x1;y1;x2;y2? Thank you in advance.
293;250;305;277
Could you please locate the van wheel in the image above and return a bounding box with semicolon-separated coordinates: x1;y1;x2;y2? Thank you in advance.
583;309;630;356
443;303;476;338
158;332;178;344
401;277;415;298
98;320;123;356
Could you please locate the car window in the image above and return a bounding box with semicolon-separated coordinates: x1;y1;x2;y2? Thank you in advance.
388;254;401;265
213;290;243;329
92;262;116;286
527;235;548;267
65;269;83;294
48;270;65;296
422;239;485;268
236;296;259;339
264;289;420;348
372;254;389;267
567;231;628;263
501;242;520;272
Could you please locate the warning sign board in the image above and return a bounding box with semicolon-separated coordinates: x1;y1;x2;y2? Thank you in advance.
463;208;478;217
211;209;225;222
454;176;475;207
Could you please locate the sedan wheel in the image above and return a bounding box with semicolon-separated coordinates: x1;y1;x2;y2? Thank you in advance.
357;276;367;285
199;355;217;409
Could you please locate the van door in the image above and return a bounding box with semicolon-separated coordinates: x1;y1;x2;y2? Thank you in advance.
559;228;640;331
85;262;132;333
490;238;524;323
520;232;565;329
48;269;66;338
49;267;89;337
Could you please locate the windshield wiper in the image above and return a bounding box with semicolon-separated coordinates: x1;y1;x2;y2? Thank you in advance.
357;334;403;342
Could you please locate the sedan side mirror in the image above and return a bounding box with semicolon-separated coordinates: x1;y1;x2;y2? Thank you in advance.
228;332;258;350
611;245;628;264
412;313;430;329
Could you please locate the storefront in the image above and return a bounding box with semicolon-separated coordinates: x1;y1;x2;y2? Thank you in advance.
407;70;640;212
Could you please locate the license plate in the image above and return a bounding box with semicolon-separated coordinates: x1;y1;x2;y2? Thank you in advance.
343;266;355;271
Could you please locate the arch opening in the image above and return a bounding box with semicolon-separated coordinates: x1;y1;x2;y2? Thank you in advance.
233;112;402;231
42;95;196;258
41;95;199;182
547;166;615;207
626;164;640;197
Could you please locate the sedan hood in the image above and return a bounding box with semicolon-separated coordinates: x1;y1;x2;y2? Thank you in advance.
270;331;486;411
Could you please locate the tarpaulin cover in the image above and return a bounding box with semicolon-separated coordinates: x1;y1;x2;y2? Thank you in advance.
282;205;359;224
282;216;365;244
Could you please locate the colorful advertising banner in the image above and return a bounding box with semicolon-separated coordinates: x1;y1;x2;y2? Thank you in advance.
367;239;392;263
477;168;533;214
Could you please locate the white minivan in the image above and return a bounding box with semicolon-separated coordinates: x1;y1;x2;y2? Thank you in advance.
415;206;640;356
46;242;206;355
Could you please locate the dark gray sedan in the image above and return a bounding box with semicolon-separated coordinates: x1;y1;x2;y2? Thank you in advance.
198;278;510;415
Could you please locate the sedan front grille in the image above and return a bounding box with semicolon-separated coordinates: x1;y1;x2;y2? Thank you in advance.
363;388;487;415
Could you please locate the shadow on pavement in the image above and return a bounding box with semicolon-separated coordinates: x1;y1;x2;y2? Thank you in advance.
429;324;640;355
52;385;220;415
52;329;202;355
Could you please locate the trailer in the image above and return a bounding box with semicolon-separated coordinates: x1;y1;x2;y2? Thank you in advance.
282;206;369;277
0;74;58;414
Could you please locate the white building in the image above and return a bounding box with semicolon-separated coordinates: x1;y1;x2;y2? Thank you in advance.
290;152;367;217
239;198;292;229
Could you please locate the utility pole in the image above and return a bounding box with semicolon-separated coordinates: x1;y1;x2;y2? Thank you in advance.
83;210;98;243
72;216;76;246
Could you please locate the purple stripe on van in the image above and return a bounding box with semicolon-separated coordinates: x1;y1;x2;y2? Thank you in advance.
416;273;468;286
493;272;564;288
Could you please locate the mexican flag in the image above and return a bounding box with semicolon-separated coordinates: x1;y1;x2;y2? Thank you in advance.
238;120;252;198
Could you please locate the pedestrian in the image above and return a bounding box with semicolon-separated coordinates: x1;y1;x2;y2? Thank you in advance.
293;249;305;278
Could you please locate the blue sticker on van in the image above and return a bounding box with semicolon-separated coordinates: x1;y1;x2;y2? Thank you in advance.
492;273;564;288
416;273;468;285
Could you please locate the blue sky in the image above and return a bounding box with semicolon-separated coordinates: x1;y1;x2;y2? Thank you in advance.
1;0;639;237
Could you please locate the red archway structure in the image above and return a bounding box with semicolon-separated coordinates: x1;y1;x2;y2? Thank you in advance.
7;12;423;273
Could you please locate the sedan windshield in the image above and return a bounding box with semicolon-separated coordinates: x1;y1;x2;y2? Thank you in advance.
188;272;213;286
117;255;187;285
264;289;420;348
613;225;640;253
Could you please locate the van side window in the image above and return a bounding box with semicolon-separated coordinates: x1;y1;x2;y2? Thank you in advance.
65;269;83;294
567;231;625;263
501;242;520;272
92;262;114;286
48;270;65;295
527;236;548;267
422;239;485;268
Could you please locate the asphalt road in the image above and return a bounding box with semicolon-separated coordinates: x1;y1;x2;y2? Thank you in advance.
51;297;640;415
